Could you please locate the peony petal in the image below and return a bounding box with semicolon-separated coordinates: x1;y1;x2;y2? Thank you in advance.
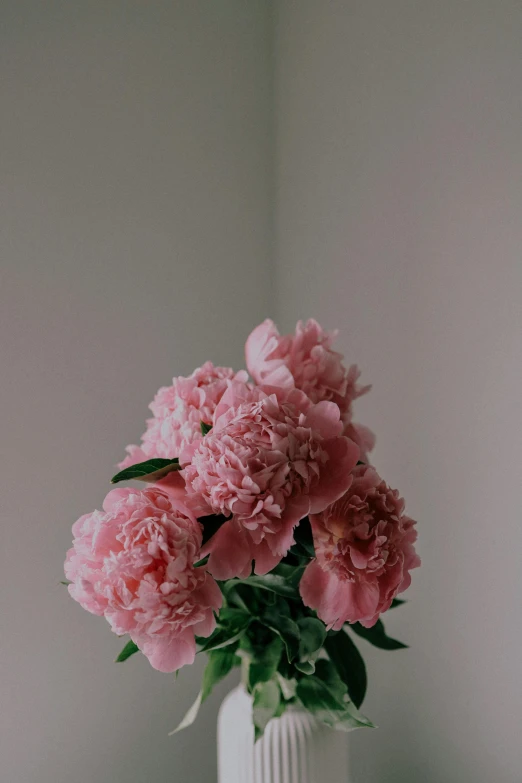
193;574;224;620
213;380;256;428
205;521;253;580
245;320;278;373
309;436;359;514
303;400;343;440
117;444;149;471
257;362;296;390
154;471;188;503
300;560;349;628
253;539;284;575
341;580;381;629
137;631;196;673
269;495;310;555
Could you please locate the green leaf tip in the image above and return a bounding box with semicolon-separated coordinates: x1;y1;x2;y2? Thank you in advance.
169;648;239;735
200;421;212;436
115;639;139;663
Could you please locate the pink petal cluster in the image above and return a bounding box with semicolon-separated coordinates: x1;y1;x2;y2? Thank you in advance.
180;382;360;579
300;464;420;629
119;362;248;469
64;486;222;672
246;319;372;435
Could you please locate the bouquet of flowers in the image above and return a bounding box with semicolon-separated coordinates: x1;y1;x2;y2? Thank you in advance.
64;319;420;739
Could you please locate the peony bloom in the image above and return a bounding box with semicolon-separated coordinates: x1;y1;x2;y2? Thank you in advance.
245;319;372;431
180;382;360;580
300;464;420;629
64;486;222;672
344;422;376;465
119;362;248;469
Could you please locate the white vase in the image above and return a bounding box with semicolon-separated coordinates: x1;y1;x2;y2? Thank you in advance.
217;686;350;783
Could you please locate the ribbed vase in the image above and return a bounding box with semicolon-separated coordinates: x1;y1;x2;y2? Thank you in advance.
217;686;350;783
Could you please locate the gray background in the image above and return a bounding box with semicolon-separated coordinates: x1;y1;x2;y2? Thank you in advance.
2;2;522;782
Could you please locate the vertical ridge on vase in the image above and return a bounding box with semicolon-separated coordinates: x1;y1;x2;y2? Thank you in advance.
217;686;350;783
288;709;299;783
295;712;310;783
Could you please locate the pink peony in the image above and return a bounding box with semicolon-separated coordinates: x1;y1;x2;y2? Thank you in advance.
180;382;360;580
119;362;248;469
344;422;376;464
245;319;372;427
64;486;222;672
300;464;420;629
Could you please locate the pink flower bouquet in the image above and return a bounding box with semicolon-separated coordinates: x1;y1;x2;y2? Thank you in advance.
64;319;420;738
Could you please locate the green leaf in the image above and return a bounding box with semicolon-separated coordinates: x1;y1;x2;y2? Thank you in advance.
390;598;406;609
324;630;367;708
218;607;252;627
260;608;300;663
296;676;375;732
169;647;239;735
314;658;348;702
295;660;315;675
60;580;72;586
221;583;251;613
168;691;203;736
115;639;139;663
241;632;284;691
197;608;251;653
349;619;408;650
226;573;300;600
202;648;239;701
272;562;307;589
111;458;179;484
253;680;281;741
200;421;212;436
297;617;326;664
276;673;297;701
198;623;250;654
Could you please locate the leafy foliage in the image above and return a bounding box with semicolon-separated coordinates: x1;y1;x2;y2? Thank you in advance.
252;680;281;741
197;608;251;653
240;625;284;691
324;630;367;707
166;543;409;738
296;659;375;732
223;573;301;600
259;607;300;663
297;617;326;664
201;648;240;701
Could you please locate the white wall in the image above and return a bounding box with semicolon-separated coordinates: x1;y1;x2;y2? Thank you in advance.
274;2;522;781
0;3;273;782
